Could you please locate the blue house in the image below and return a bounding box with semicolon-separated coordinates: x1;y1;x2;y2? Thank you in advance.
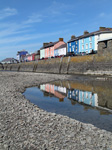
17;50;28;62
67;27;112;54
68;89;79;101
67;36;79;55
79;90;98;107
79;32;95;54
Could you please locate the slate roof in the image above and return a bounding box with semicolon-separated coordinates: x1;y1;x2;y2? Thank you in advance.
40;41;59;49
1;58;15;62
68;29;112;43
54;43;67;50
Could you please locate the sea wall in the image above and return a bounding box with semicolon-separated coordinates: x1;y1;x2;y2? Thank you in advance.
19;62;37;72
1;54;112;75
0;63;3;70
35;57;61;74
1;39;112;75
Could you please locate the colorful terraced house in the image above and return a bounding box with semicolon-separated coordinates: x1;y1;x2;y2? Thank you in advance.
67;27;112;55
54;43;67;57
40;38;66;59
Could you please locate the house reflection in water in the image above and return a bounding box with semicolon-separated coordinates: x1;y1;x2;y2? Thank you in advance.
40;81;99;108
40;84;66;102
68;89;98;107
24;80;112;132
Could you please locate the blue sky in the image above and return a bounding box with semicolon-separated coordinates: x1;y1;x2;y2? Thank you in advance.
0;0;112;61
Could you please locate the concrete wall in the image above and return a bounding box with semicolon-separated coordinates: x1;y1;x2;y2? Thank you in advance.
35;58;61;74
19;62;37;72
3;64;8;71
68;55;94;74
2;54;112;75
1;40;112;75
0;63;3;70
5;64;12;71
60;57;70;74
10;63;21;71
98;39;112;55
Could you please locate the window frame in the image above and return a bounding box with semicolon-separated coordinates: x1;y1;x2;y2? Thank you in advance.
89;43;92;49
86;43;88;49
82;45;84;50
89;36;92;42
69;43;71;46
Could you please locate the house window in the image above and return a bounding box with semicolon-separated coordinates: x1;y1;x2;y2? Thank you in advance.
82;92;84;101
98;34;100;40
69;48;71;52
76;90;78;95
86;92;88;98
90;93;92;99
90;43;92;49
72;45;75;48
76;41;77;45
69;43;71;46
82;39;84;43
86;44;88;49
72;47;74;51
89;37;92;41
82;45;84;50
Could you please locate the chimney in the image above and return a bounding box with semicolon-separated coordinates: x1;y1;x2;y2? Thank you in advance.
99;27;106;31
84;30;89;35
59;38;63;41
49;42;53;44
99;27;112;31
43;43;49;47
71;35;76;40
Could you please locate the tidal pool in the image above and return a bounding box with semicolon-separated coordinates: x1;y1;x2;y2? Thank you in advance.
23;80;112;132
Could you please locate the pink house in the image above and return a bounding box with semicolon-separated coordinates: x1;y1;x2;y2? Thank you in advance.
43;38;65;58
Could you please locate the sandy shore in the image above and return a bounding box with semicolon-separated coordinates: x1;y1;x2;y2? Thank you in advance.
0;72;112;150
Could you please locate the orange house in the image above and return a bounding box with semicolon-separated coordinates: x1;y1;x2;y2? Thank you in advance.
43;38;65;58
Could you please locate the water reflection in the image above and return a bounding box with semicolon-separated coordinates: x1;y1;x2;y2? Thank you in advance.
23;80;112;131
40;81;112;113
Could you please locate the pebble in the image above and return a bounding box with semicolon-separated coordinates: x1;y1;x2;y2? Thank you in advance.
0;72;112;150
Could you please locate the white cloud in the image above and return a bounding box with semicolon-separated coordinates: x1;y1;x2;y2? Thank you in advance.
46;1;73;17
0;43;42;52
66;12;76;16
0;22;32;38
0;30;69;45
99;12;105;17
24;13;43;24
0;42;42;61
0;7;17;20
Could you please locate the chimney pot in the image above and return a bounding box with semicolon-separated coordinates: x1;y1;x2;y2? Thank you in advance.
84;30;89;35
43;43;49;47
59;38;63;41
99;27;106;31
71;35;76;40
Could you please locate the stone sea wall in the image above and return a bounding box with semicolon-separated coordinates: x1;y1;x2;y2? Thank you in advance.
1;39;112;75
0;63;3;70
2;53;112;75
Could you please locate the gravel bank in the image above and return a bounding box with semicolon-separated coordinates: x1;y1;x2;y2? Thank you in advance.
0;72;112;150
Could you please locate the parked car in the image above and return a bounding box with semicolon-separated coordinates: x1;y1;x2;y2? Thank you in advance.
66;52;76;57
76;52;87;56
89;50;97;55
